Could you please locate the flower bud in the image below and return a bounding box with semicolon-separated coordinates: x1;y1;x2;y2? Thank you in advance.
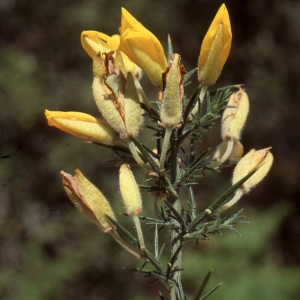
160;54;186;128
119;8;167;86
198;4;232;87
61;169;116;232
93;75;127;138
232;148;273;194
221;88;249;141
119;164;142;216
45;110;119;145
93;71;142;139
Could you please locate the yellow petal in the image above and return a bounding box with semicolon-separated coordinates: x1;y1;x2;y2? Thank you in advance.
45;110;118;145
198;4;232;86
81;30;119;59
119;8;167;86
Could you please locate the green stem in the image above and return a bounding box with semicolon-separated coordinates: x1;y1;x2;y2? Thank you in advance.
160;127;172;171
128;140;151;171
132;215;145;250
170;195;182;300
110;230;141;259
220;188;244;211
212;139;234;168
169;128;183;299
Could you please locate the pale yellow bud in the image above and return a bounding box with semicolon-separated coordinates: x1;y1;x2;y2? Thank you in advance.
45;110;119;145
61;169;116;232
119;164;142;216
232;147;273;194
160;54;186;128
222;88;249;141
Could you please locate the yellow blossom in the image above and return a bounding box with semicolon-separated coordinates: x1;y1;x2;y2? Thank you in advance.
81;31;141;78
119;8;167;86
45;110;119;145
198;4;232;87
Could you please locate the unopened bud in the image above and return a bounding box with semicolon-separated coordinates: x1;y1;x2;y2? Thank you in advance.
160;54;186;128
198;4;232;87
61;169;116;232
119;164;142;216
222;88;249;141
232;147;273;194
93;75;127;138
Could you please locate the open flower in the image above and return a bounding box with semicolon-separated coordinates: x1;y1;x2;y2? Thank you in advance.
119;8;167;86
45;110;119;145
198;3;232;87
81;31;141;78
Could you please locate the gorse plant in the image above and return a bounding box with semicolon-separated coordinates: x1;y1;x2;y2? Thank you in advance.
45;4;273;299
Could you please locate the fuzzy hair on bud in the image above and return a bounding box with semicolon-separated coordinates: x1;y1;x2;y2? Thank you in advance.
232;147;273;194
119;164;142;216
61;169;116;231
221;88;249;141
160;53;186;128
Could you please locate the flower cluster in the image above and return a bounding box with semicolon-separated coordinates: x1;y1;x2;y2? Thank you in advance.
45;4;273;298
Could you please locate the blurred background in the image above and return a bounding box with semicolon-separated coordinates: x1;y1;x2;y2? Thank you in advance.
1;0;300;299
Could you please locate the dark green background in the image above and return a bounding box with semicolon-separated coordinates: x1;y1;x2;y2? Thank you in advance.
1;0;300;299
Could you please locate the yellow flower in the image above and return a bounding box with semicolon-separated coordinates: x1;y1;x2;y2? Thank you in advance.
81;31;140;78
119;8;167;86
45;110;119;145
81;31;119;58
198;3;232;86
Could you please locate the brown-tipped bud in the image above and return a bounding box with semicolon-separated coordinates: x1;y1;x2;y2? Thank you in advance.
45;110;119;145
61;169;116;232
221;88;249;141
213;140;244;161
119;164;142;216
160;53;186;128
232;147;273;194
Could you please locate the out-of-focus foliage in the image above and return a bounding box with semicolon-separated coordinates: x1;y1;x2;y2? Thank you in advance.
1;0;300;299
